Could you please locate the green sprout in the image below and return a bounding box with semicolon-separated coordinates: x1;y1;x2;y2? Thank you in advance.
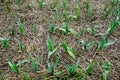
17;20;25;36
31;59;38;72
113;0;119;7
16;39;25;52
5;5;11;12
51;0;58;9
33;24;38;35
8;60;19;73
59;22;69;34
62;0;67;8
88;6;93;22
102;61;111;80
104;6;111;19
62;41;76;59
77;2;81;19
16;59;29;67
47;36;58;59
0;74;6;80
1;0;4;3
63;11;68;21
0;37;9;49
87;27;95;36
85;60;97;75
49;24;56;34
10;26;15;36
106;20;118;34
98;36;116;51
39;0;44;8
23;72;31;80
69;28;78;36
66;58;80;76
80;38;97;52
47;58;59;76
84;0;90;10
17;0;21;8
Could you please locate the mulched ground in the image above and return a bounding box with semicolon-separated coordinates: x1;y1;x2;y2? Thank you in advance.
0;0;120;80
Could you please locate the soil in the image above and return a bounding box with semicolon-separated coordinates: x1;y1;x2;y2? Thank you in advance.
0;0;120;80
